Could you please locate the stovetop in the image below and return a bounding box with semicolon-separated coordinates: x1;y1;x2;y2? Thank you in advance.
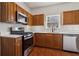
10;31;33;37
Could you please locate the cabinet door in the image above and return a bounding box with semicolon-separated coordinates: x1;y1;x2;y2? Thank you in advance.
33;14;44;25
28;13;33;25
13;3;17;21
52;34;63;50
1;37;15;56
0;3;1;21
63;11;74;25
63;10;79;25
1;2;8;22
45;34;54;48
17;4;27;16
7;2;16;22
34;33;46;47
74;10;79;24
17;5;22;13
37;14;44;25
1;2;16;22
10;2;16;22
33;15;37;25
15;37;22;56
0;37;1;56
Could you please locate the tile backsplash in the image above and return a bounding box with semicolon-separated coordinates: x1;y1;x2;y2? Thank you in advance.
0;22;32;35
1;22;79;35
61;25;79;31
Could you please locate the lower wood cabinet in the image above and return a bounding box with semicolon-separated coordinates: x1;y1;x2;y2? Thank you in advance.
0;36;22;56
34;33;63;50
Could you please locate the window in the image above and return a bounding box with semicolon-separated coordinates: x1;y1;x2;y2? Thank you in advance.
45;15;60;32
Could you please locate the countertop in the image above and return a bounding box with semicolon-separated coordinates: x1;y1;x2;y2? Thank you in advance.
0;34;22;38
33;30;79;34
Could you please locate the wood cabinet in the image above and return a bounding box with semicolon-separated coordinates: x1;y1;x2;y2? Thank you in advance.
0;3;1;21
33;14;44;25
34;33;63;50
15;37;22;56
34;33;46;47
17;4;28;16
0;36;22;56
74;10;79;24
63;10;79;25
1;2;17;22
28;13;33;25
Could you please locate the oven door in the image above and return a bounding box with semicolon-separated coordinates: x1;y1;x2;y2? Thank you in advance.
23;36;33;51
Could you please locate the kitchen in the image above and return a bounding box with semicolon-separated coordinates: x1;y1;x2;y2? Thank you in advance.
0;2;79;56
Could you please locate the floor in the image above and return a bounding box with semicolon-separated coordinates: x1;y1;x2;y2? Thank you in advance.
29;47;79;56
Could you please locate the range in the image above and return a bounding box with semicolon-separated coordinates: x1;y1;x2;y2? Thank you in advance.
10;27;33;56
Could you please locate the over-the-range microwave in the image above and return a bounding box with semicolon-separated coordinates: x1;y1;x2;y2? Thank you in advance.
16;12;28;25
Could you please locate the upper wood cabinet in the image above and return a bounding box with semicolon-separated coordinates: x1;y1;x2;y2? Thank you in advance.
0;3;1;22
63;10;79;25
33;14;44;25
1;2;17;22
34;33;63;50
16;4;28;16
28;13;33;25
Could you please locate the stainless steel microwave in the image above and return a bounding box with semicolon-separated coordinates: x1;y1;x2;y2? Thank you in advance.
16;12;28;25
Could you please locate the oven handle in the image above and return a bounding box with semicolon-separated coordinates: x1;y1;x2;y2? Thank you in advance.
24;36;33;40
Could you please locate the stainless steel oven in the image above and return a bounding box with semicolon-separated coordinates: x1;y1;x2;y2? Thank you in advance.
23;36;33;51
23;35;33;56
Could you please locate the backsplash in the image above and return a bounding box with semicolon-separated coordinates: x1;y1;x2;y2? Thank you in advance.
31;26;45;32
0;22;32;35
61;25;79;31
1;22;79;35
54;25;79;33
30;26;55;32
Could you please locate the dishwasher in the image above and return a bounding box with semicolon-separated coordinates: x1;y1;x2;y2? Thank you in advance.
63;34;79;52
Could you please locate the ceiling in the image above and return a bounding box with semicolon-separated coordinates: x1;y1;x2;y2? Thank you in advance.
25;2;65;9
